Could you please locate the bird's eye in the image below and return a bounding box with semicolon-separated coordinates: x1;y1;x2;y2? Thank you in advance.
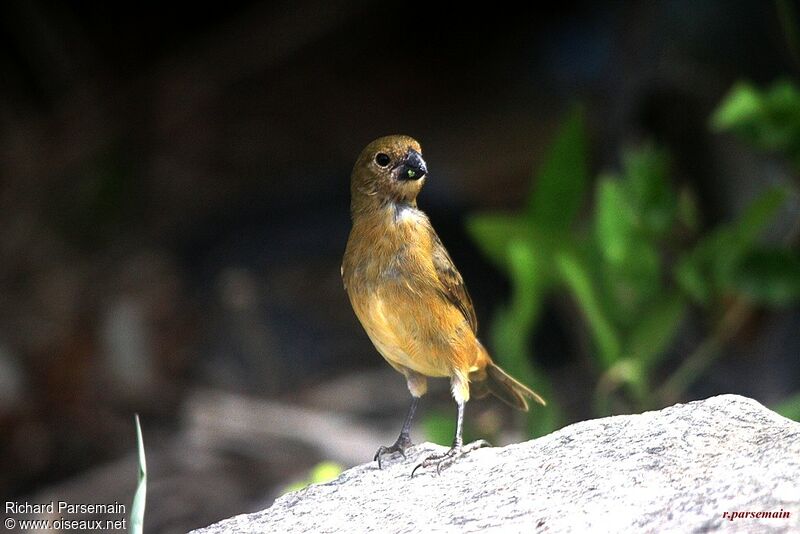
375;153;391;167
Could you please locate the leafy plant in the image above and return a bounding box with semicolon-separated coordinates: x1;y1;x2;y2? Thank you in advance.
709;80;800;310
460;99;799;435
466;107;591;435
675;187;792;305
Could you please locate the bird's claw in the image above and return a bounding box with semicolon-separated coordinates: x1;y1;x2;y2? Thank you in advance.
411;439;491;477
374;437;413;469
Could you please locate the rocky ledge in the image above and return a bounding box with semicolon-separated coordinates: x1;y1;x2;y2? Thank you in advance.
192;395;800;533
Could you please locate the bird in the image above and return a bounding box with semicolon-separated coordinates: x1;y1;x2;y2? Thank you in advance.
341;135;546;474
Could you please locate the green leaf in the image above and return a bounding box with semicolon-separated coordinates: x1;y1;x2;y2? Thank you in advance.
675;187;788;304
595;177;635;267
489;240;547;397
734;187;787;243
729;248;800;305
594;173;663;326
506;240;548;327
465;214;529;270
675;256;713;305
773;392;800;421
711;81;763;132
625;294;687;369
676;187;699;232
131;414;147;534
489;240;562;437
556;250;622;368
711;187;787;291
711;80;800;167
621;145;675;237
528;105;589;231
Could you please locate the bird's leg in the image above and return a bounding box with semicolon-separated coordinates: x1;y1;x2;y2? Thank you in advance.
374;396;419;468
412;398;490;476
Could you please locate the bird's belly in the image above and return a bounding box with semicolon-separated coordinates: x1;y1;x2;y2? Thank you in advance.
370;336;448;377
353;287;473;378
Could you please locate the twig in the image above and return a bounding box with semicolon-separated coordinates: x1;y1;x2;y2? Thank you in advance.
657;299;752;405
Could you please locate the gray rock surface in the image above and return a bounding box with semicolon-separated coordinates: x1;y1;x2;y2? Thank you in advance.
191;395;800;533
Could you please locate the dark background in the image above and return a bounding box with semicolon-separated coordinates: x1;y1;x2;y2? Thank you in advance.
1;1;798;532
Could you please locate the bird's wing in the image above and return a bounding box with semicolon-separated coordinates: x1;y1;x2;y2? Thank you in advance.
431;232;478;333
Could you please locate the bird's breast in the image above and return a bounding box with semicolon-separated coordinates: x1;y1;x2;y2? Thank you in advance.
344;208;433;288
343;204;477;376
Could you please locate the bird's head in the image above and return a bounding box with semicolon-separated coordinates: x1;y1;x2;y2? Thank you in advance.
350;135;428;211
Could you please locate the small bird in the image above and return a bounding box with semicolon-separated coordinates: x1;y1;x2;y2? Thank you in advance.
342;135;546;474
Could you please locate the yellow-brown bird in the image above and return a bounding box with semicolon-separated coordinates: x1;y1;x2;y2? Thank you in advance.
342;135;546;474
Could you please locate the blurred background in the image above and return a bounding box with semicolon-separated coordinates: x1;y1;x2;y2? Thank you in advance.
2;0;800;532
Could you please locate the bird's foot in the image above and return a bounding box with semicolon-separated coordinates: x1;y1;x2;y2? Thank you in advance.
374;435;413;469
411;439;491;476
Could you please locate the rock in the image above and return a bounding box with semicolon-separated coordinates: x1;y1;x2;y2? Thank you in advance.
191;395;800;533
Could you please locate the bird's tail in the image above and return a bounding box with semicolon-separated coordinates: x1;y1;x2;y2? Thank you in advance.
471;347;546;412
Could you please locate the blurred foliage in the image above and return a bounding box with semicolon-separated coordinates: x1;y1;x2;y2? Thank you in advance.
281;462;343;494
446;97;800;438
774;392;800;421
422;407;489;446
711;80;800;168
711;80;800;307
675;187;792;305
422;410;458;447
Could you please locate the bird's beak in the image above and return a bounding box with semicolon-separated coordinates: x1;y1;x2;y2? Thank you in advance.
398;149;427;181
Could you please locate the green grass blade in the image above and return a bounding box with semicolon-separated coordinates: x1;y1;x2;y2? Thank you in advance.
556;250;621;368
130;414;147;534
